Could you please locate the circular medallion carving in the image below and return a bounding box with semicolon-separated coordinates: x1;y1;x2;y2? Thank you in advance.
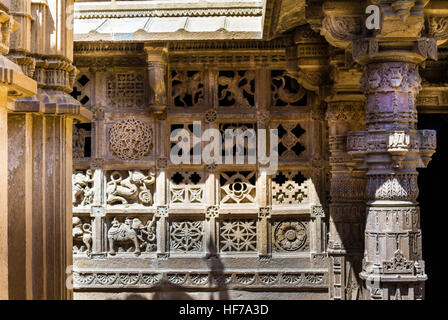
274;220;307;251
109;118;152;160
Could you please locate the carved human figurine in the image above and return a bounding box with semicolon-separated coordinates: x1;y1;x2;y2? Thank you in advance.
72;170;94;206
106;170;156;205
135;215;157;252
389;67;404;88
72;217;92;253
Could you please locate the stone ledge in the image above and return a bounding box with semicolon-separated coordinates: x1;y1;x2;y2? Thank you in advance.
10;89;92;123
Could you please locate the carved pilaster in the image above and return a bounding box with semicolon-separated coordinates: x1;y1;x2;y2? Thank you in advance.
144;45;168;116
326;56;366;299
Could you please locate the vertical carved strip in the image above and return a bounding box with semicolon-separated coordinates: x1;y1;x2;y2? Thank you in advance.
326;91;366;300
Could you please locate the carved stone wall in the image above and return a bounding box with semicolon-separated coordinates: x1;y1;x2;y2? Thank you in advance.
72;43;330;300
68;0;448;300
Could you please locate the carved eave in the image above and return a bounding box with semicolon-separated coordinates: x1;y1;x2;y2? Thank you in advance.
0;55;37;100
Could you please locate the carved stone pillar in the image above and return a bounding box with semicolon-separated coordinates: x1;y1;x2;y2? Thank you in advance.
350;59;436;300
326;52;366;300
2;0;91;300
349;3;436;300
317;0;438;300
0;4;38;300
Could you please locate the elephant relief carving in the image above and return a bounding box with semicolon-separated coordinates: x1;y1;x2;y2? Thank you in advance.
72;217;92;254
107;216;156;255
106;170;156;205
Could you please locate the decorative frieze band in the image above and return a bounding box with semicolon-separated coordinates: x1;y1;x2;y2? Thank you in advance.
73;270;328;289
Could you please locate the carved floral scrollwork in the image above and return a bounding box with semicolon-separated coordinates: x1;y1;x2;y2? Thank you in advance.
366;174;419;201
417;38;438;61
382;250;414;274
170;220;204;252
271;71;306;107
220;219;257;252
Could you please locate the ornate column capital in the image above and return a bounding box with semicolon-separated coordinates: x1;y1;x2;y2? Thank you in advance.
315;1;439;64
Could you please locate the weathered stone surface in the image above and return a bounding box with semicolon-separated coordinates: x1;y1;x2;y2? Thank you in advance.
1;0;447;300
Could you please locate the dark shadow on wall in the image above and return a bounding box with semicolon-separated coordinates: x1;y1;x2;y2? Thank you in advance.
417;113;448;300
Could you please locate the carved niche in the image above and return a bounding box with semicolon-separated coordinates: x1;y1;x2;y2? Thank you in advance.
73;124;91;159
109;118;153;160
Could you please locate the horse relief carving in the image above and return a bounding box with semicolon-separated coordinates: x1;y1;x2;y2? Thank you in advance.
106;170;156;206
